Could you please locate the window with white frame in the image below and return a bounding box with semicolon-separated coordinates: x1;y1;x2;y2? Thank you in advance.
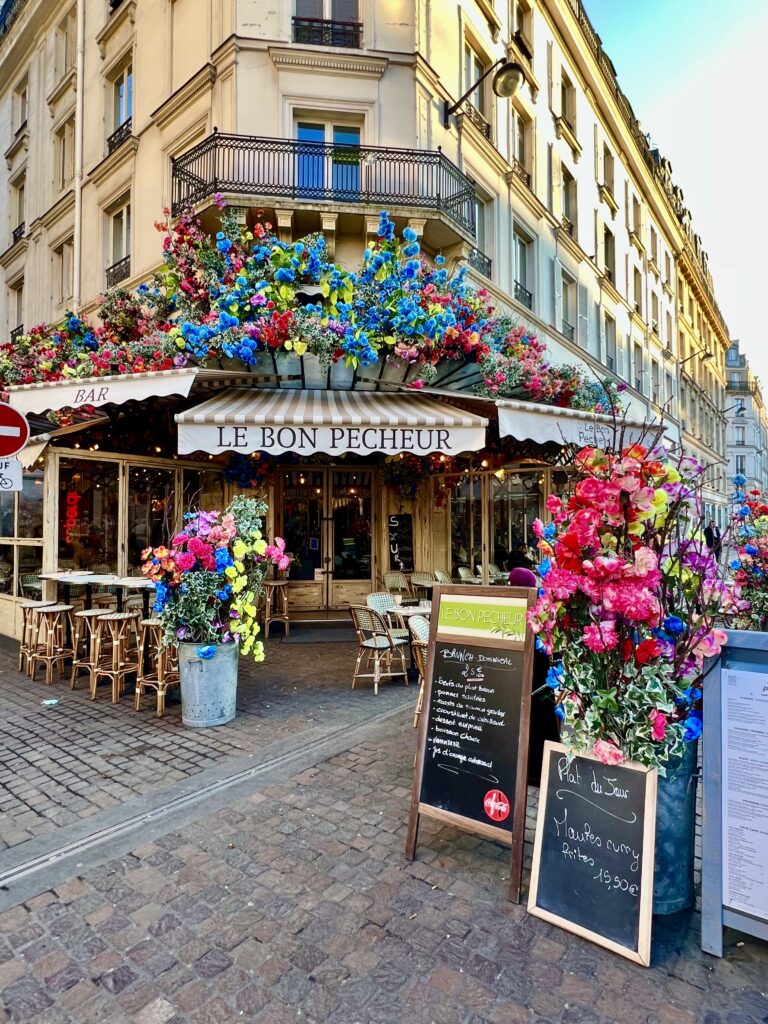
650;227;658;265
12;173;25;230
664;252;672;285
651;292;659;332
561;163;577;235
55;116;75;191
474;194;487;256
604;313;617;372
736;454;746;476
464;40;489;117
9;280;23;332
651;359;660;404
108;201;131;268
53;237;74;307
511;104;532;176
735;425;746;446
511;0;533;57
13;77;28;132
294;119;362;194
665;371;675;416
633;267;643;317
560;268;576;340
112;63;133;132
513;225;533;309
634;342;644;394
0;464;44;600
632;195;642;235
293;1;361;46
56;8;77;79
666;312;673;349
560;69;576;131
603;224;615;280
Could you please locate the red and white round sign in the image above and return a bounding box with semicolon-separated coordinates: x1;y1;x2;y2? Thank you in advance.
483;789;510;822
0;404;29;458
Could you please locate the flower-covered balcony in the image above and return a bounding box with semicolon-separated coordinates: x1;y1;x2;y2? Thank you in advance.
170;131;477;247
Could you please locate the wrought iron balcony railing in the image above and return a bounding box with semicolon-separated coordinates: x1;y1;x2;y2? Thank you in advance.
561;215;575;237
170;132;477;237
107;117;132;155
292;16;362;48
514;279;533;310
0;0;26;39
105;255;131;288
467;248;492;279
727;379;758;396
461;102;493;141
11;222;24;244
510;157;531;188
562;319;575;341
9;324;23;343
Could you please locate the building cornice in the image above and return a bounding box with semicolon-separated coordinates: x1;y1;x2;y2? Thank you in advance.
45;67;77;114
0;236;28;270
150;64;217;130
87;137;138;187
3;122;28;167
268;46;388;79
33;189;75;233
94;0;136;59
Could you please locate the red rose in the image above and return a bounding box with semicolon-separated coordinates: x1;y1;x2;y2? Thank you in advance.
635;638;662;666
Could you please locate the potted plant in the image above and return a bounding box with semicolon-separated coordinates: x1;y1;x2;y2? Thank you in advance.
528;442;742;913
141;495;289;727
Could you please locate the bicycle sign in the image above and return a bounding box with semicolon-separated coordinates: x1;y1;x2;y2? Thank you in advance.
0;459;23;492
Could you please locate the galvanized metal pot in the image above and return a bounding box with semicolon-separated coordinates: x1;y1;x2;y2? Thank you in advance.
653;739;698;914
178;642;239;727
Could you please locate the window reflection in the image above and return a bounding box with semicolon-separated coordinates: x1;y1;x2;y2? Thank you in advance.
128;467;175;568
450;473;482;576
17;469;44;538
332;470;371;580
282;470;323;581
491;470;541;572
58;460;119;571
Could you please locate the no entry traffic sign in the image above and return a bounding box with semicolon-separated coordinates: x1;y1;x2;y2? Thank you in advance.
0;404;30;458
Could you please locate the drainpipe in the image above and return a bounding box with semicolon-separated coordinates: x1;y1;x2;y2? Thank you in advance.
72;0;85;311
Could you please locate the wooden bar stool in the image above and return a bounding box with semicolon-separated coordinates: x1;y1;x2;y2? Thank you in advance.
263;579;290;638
19;600;56;675
70;608;110;690
29;605;75;685
91;611;140;703
135;619;179;717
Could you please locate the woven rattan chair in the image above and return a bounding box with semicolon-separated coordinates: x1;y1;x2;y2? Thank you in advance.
383;570;410;596
20;573;43;599
458;566;481;584
408;614;431;643
433;569;452;585
411;641;429;728
349;605;408;695
409;571;434;598
366;593;409;640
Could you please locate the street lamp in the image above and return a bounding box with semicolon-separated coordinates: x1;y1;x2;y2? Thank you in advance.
678;349;714;367
722;403;746;418
443;60;525;128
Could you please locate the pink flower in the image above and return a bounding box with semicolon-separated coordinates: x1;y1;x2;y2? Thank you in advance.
649;709;667;741
532;518;545;539
407;379;425;390
583;621;618;652
171;533;188;548
592;739;625;766
175;552;196;571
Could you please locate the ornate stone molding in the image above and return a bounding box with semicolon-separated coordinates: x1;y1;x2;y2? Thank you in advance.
268;47;387;79
88;136;138;188
95;0;136;59
151;64;217;130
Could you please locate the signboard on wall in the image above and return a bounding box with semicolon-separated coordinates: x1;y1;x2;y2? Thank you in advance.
388;514;414;573
0;458;23;492
405;585;536;902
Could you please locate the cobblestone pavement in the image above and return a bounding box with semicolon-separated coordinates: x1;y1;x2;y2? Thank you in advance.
0;634;411;853
1;716;766;1024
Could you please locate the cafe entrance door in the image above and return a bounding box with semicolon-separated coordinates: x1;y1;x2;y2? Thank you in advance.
278;467;374;615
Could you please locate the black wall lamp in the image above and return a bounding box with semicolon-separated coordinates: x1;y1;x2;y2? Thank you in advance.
443;59;525;128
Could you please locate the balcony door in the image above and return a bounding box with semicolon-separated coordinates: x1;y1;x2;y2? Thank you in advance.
295;121;361;199
279;467;373;614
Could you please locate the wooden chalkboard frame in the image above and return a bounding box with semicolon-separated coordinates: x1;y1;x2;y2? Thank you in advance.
405;584;536;903
528;740;657;967
388;514;414;573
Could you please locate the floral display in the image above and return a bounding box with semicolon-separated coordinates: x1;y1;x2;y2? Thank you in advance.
528;442;741;772
728;473;768;629
141;496;289;662
0;203;620;417
224;452;280;491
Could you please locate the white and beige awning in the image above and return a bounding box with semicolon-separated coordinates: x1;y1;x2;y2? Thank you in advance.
176;388;489;456
496;397;651;448
6;368;200;415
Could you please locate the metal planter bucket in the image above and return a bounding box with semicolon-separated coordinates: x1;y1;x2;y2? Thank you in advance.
178;642;239;727
653;739;698;914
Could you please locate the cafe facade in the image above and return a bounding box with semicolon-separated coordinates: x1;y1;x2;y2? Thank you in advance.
0;366;635;639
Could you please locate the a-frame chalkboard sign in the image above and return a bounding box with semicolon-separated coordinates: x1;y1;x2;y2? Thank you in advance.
405;585;536;903
528;741;657;966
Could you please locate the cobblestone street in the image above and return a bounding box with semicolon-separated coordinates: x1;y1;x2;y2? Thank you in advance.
0;636;767;1024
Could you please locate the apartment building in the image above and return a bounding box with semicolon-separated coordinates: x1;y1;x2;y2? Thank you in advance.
725;339;768;497
0;0;731;452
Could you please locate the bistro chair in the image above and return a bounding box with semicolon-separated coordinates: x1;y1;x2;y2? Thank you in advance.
20;573;43;600
29;604;75;685
18;600;56;674
263;578;290;638
70;608;110;690
409;571;434;599
135;619;179;717
91;611;141;703
433;569;453;585
411;641;429;728
458;566;481;585
383;570;410;596
366;592;409;640
348;605;408;695
408;614;431;644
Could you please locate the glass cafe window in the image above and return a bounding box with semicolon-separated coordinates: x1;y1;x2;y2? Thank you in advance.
182;468;225;512
282;470;323;581
491;470;541;570
0;466;45;597
332;470;372;581
450;472;482;576
58;460;119;572
127;466;175;569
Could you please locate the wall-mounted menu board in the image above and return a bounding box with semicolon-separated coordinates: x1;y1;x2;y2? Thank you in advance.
406;586;536;902
388;514;414;573
528;741;657;966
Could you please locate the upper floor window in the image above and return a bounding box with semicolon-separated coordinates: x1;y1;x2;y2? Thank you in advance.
12;174;25;231
293;0;362;48
295;120;361;195
665;372;675;415
13;78;28;132
56;8;77;79
560;70;576;132
55;116;76;190
464;41;489;117
664;252;672;285
631;195;642;235
735;425;746;446
603;224;615;280
633;267;642;316
602;143;615;194
560;267;576;341
650;292;659;331
561;164;577;236
604;313;617;372
112;64;133;131
649;227;658;264
666;311;673;348
53;237;74;307
511;104;532;179
511;0;533;60
651;360;660;404
513;225;533;310
9;280;23;333
633;343;644;395
106;200;131;286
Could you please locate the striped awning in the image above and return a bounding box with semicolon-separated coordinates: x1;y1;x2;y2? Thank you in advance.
176;388;488;456
6;368;200;415
496;397;650;448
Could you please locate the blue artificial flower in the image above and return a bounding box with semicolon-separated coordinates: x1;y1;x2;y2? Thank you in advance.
545;662;564;689
733;473;747;487
196;645;216;660
402;226;417;243
662;614;685;637
275;267;294;284
543;523;557;541
729;558;741;570
535;636;546;652
683;686;702;702
683;712;702;742
538;557;552;577
745;544;759;555
739;506;751;518
554;704;565;722
434;254;446;266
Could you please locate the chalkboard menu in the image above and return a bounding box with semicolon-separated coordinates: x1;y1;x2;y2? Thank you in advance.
388;514;414;572
406;585;535;902
528;741;657;966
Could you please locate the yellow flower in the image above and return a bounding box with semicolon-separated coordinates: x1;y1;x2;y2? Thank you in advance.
224;566;237;579
232;540;247;559
234;560;244;573
254;540;267;555
665;468;681;484
232;576;247;593
293;340;307;356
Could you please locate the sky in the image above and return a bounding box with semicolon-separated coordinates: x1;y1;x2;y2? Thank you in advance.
584;0;768;389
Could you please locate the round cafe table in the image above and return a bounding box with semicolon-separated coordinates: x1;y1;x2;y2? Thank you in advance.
386;601;431;683
40;572;155;617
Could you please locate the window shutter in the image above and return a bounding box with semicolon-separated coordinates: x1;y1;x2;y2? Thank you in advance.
617;331;627;380
578;285;589;350
594;210;604;268
551;150;562;219
547;143;553;211
594;124;603;183
553;257;563;329
549;46;561;116
530;117;537;193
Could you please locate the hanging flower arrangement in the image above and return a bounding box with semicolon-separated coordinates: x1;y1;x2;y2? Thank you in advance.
528;443;743;772
224;453;280;491
0;203;621;417
380;454;422;499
